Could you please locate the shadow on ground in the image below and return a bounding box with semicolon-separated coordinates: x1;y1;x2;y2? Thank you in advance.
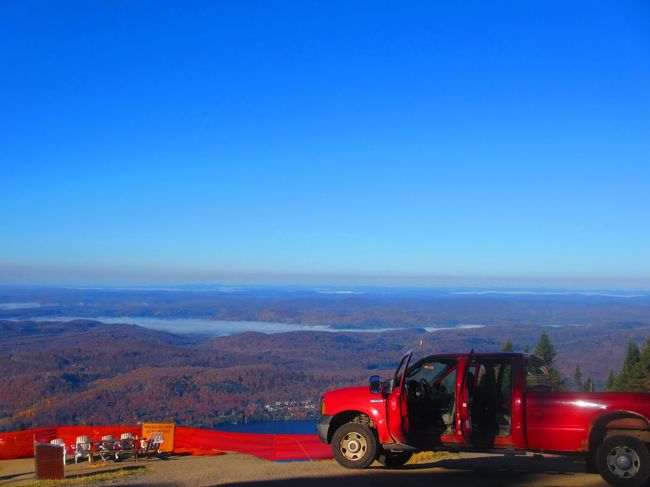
0;471;32;482
109;455;607;487
217;456;604;487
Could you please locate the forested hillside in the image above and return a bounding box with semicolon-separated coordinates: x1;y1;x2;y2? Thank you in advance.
2;319;649;431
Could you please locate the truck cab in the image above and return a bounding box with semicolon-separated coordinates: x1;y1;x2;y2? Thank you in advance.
318;352;650;487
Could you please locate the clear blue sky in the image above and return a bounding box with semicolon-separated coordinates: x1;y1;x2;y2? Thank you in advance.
1;1;649;288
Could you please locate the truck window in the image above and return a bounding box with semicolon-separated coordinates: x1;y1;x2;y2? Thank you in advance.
526;357;552;391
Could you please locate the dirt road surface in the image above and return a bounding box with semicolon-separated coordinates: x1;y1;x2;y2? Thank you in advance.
1;453;609;486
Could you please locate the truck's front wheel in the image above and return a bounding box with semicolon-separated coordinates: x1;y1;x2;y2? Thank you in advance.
596;435;650;487
331;422;378;469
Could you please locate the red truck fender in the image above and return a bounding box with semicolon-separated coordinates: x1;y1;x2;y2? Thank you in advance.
588;411;650;454
320;408;393;445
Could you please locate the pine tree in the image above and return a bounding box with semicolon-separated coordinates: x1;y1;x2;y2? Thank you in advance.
573;364;583;392
624;340;641;367
616;341;643;391
534;330;557;366
534;330;563;390
605;370;616;391
549;369;565;390
501;339;514;352
640;339;650;374
640;339;650;391
583;377;595;392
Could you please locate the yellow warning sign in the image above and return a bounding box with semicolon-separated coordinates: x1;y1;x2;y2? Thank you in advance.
141;422;175;452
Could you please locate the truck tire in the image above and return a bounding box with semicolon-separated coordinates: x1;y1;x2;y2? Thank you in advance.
377;450;413;468
596;435;650;487
331;422;378;469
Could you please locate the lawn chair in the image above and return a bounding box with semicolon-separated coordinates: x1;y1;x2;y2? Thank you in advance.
142;431;164;456
116;432;135;460
49;438;67;466
73;435;93;463
97;434;117;462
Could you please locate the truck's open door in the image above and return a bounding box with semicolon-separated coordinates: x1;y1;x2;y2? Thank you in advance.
386;351;412;444
458;356;476;443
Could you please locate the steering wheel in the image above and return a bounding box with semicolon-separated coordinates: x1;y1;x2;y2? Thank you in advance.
419;378;432;396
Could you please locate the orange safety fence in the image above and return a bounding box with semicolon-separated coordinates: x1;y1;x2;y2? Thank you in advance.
0;427;58;460
0;425;332;462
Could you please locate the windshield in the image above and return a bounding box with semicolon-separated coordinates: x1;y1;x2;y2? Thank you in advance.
406;359;457;392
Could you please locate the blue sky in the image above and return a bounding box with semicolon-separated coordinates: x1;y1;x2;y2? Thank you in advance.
1;1;649;288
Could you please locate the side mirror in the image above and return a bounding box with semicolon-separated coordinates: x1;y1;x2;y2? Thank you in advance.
369;375;382;394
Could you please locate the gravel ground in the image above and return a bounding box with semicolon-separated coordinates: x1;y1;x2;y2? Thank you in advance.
1;453;609;487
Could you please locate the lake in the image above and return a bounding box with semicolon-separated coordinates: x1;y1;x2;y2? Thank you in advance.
5;314;488;337
8;315;407;336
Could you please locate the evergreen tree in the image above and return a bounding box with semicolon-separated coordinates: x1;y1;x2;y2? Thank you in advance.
549;369;565;391
616;341;644;391
640;339;650;374
534;330;563;390
501;339;514;352
583;377;595;392
640;339;650;391
534;330;557;366
605;370;616;391
624;340;641;367
573;364;583;392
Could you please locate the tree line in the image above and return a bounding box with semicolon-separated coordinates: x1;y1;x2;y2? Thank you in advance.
501;330;595;392
503;331;650;393
604;340;650;392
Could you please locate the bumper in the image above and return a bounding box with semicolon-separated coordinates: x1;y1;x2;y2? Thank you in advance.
317;415;333;444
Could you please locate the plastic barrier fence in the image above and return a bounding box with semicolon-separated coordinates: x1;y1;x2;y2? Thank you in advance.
0;425;332;461
0;427;58;460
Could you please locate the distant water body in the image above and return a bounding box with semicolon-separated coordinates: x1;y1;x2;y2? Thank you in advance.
5;314;488;337
7;315;412;336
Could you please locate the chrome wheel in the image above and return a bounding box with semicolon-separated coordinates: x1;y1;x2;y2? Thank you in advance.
596;435;650;487
607;445;641;479
339;431;368;461
331;422;378;469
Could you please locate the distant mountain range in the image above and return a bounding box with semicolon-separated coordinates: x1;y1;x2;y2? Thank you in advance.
1;285;649;328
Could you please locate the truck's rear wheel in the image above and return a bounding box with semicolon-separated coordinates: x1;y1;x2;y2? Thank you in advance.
331;422;378;469
377;450;413;468
596;435;650;487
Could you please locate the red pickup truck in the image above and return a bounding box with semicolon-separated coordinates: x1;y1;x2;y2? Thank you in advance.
318;352;650;487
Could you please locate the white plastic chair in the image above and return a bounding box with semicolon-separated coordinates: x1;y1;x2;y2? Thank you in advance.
116;432;135;460
74;435;93;463
98;435;117;462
